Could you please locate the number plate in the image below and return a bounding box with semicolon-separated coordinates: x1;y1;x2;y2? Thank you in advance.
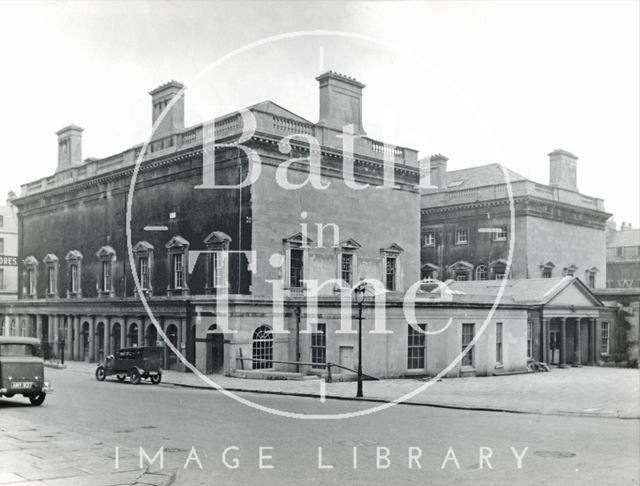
12;382;34;389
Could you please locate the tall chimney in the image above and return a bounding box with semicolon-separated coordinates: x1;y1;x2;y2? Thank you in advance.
149;80;185;139
55;124;83;172
548;149;578;191
422;154;448;191
316;71;366;134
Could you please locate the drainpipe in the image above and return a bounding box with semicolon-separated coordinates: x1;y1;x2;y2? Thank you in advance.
294;306;301;372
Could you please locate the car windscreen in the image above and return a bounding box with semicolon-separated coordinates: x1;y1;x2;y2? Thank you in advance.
0;344;36;357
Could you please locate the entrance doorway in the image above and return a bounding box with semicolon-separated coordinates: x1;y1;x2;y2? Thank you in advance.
549;328;560;365
206;324;224;374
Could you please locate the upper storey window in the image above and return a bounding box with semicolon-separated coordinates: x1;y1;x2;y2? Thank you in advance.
335;238;361;287
283;232;312;291
133;241;154;293
24;256;38;298
65;250;83;297
166;236;190;295
204;231;232;291
381;243;404;292
455;229;469;245
43;254;59;297
96;246;117;297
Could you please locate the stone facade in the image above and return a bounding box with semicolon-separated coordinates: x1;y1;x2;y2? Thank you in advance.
606;223;640;289
0;194;18;300
421;156;610;288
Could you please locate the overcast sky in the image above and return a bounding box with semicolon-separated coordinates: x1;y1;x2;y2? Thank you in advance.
0;1;638;226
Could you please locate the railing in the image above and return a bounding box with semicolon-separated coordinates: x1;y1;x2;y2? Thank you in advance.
235;357;379;383
272;115;314;135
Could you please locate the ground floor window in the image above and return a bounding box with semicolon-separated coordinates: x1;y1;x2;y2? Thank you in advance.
527;320;533;358
252;325;273;369
311;323;326;369
461;323;475;367
601;322;610;355
407;324;426;370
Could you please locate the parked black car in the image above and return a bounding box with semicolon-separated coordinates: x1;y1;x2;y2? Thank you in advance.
95;346;163;385
0;337;54;405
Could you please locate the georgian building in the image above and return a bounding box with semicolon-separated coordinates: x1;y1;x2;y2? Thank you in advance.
420;152;611;288
606;222;640;289
0;193;18;301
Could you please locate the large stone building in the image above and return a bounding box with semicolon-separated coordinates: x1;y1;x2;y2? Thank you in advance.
0;193;18;301
0;73;622;377
420;152;611;288
606;222;640;289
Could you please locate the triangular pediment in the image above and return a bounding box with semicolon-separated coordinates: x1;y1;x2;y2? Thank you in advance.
43;253;58;264
24;255;38;266
381;242;404;254
283;232;313;246
449;260;473;270
546;278;603;307
133;241;154;254
540;260;555;269
65;250;83;261
422;263;440;270
490;258;508;268
204;231;232;246
96;245;117;259
165;235;190;249
336;238;362;250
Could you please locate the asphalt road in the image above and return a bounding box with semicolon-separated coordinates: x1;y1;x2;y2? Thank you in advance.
1;367;638;486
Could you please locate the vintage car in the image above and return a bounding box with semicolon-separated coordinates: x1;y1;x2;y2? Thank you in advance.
95;346;163;384
0;336;53;406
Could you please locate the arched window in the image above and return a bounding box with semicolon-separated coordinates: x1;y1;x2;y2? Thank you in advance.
252;325;273;370
475;265;488;281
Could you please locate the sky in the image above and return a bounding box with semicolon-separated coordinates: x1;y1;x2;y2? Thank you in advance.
0;0;638;226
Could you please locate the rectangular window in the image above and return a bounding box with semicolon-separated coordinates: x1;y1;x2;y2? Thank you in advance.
455;229;468;245
173;253;184;288
138;257;149;289
311;323;326;369
102;261;111;291
407;323;426;370
0;268;4;290
588;274;595;288
341;253;353;285
70;263;79;293
0;215;3;228
542;268;552;278
0;237;4;253
461;323;475;367
496;322;503;365
289;248;304;287
601;322;610;355
47;266;56;294
423;232;435;247
616;247;623;257
212;252;228;288
527;320;533;358
27;268;35;295
494;225;508;241
385;256;397;291
494;273;505;280
456;273;468;281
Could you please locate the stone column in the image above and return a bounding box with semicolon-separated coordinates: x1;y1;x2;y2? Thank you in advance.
89;317;96;362
558;317;567;368
138;317;145;347
120;321;126;350
589;318;596;365
104;317;111;357
36;315;43;341
65;316;73;360
573;318;582;367
593;318;600;364
73;316;81;360
540;319;548;363
2;315;8;336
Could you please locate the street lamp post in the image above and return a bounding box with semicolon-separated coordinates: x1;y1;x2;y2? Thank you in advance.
354;282;366;398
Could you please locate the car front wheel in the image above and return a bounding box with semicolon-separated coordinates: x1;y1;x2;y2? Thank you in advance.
116;375;126;382
29;393;46;406
95;366;106;381
130;369;141;385
150;372;162;385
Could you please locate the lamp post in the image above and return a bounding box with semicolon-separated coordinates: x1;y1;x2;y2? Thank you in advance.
354;282;366;398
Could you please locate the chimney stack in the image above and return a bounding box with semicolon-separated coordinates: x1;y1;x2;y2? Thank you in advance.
316;71;366;134
422;154;448;191
56;124;83;172
548;149;578;191
149;81;185;139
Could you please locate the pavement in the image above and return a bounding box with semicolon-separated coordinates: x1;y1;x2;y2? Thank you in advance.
51;360;640;419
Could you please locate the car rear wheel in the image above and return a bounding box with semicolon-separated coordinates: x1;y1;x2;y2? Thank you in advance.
130;369;141;385
116;375;126;382
29;393;46;406
95;366;106;381
150;372;162;385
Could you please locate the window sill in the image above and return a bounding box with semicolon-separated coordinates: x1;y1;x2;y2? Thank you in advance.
406;369;427;376
494;363;504;369
460;365;476;372
455;242;468;246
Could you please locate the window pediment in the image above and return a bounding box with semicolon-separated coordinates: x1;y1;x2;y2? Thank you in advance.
43;253;58;264
204;231;232;247
96;245;117;260
381;242;404;254
133;241;154;254
24;256;38;267
422;263;439;271
65;250;83;262
449;260;473;271
166;235;190;250
540;260;555;269
336;238;361;251
490;259;508;268
283;232;313;247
